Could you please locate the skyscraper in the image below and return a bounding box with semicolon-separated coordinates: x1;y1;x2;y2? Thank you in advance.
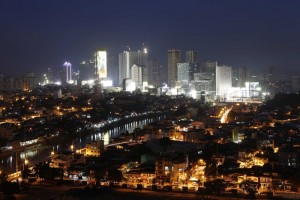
63;61;72;84
148;58;160;87
177;63;192;84
168;49;181;87
119;51;130;85
186;50;198;64
131;64;142;87
186;50;199;75
118;50;148;88
95;50;107;80
216;65;232;101
238;67;249;88
79;60;94;82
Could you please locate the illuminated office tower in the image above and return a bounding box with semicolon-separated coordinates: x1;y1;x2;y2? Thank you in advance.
177;63;191;85
216;65;232;101
118;49;148;87
95;50;107;80
168;49;181;87
63;61;72;83
131;64;142;87
119;51;131;85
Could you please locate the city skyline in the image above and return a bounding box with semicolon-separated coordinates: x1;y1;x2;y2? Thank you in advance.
1;0;300;76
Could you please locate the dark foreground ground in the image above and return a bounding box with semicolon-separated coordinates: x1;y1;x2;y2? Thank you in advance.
9;184;277;200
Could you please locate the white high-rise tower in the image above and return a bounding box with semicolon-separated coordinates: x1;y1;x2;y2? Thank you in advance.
216;65;232;101
63;61;72;83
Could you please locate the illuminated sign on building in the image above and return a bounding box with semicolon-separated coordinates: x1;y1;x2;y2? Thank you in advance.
95;50;107;79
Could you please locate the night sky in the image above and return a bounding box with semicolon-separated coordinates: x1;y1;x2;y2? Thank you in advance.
1;0;300;77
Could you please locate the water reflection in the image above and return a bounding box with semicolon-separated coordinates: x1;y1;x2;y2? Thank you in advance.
0;116;164;174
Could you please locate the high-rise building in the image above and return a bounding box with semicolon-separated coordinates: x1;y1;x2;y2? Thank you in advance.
177;62;192;95
140;49;149;84
216;65;232;101
186;50;199;76
63;61;72;84
119;51;130;85
131;64;142;87
168;49;181;87
186;50;198;64
193;73;215;101
118;50;148;88
148;58;160;87
23;72;37;91
197;61;218;100
177;63;192;85
95;50;107;80
79;60;94;82
238;67;249;88
107;54;118;85
201;61;217;73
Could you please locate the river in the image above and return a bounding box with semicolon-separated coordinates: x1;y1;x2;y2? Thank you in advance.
0;115;164;174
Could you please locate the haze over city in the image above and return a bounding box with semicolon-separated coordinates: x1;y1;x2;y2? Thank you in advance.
1;0;300;77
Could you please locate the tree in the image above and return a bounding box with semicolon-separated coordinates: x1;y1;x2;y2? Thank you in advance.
108;169;123;183
0;171;7;185
37;162;62;180
204;179;227;195
0;173;20;198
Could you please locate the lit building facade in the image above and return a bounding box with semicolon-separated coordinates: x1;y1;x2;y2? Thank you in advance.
95;50;107;79
131;64;142;88
216;65;232;101
177;63;191;84
176;62;192;95
63;61;72;84
193;73;215;101
118;49;148;89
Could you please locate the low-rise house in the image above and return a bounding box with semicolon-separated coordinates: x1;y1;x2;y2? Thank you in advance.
50;151;85;170
259;173;272;192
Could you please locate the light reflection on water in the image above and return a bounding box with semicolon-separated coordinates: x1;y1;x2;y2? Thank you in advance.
0;116;163;174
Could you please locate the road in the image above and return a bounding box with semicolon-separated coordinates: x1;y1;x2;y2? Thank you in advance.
220;107;232;124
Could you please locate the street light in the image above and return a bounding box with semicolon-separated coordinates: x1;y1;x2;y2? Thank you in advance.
23;158;29;171
70;144;74;152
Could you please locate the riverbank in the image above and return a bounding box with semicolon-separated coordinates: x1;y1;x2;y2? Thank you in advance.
0;112;166;174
